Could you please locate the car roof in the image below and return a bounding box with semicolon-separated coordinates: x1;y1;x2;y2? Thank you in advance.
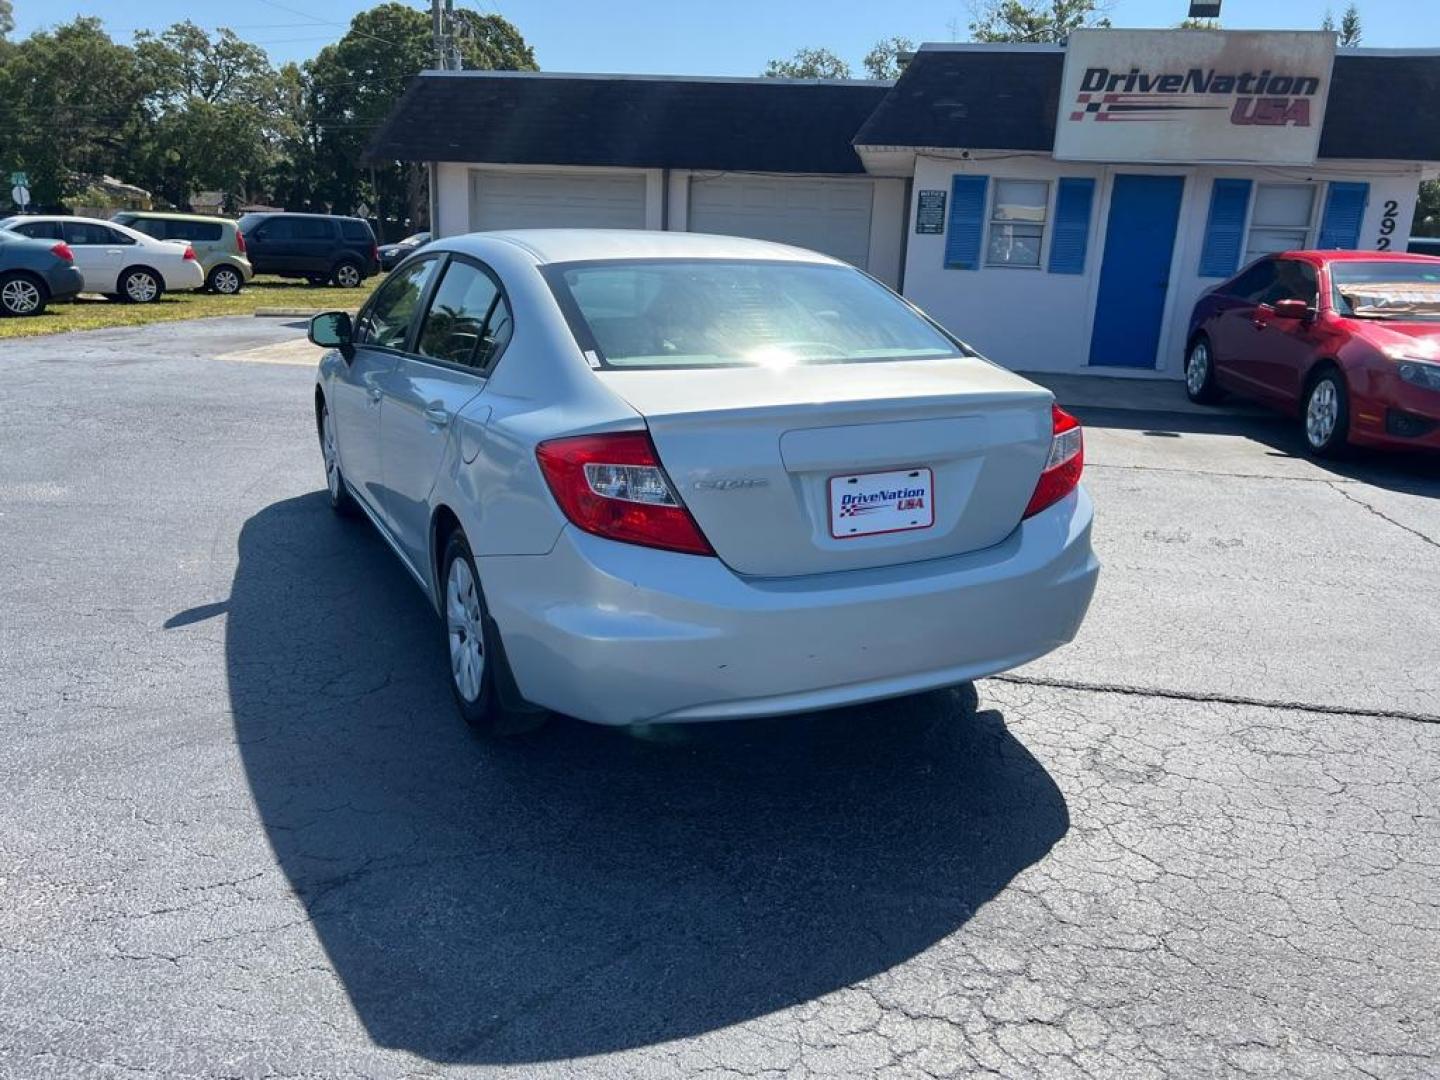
1271;249;1440;264
444;228;847;267
120;211;232;224
3;214;121;226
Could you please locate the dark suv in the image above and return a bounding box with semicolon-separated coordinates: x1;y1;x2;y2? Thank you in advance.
237;212;379;287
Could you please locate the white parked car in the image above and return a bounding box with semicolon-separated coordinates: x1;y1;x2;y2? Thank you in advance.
309;230;1099;728
0;215;205;302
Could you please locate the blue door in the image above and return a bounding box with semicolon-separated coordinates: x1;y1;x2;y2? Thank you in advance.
1088;175;1185;369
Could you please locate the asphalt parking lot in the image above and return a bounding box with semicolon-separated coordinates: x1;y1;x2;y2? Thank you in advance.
2;318;1438;1079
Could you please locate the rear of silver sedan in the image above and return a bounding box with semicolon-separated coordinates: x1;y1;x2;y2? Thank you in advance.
477;252;1098;725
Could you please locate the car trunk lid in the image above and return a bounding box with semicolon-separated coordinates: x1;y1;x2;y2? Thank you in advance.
595;358;1054;577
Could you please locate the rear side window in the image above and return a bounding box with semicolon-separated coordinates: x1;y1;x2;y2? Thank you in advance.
294;217;333;240
356;257;440;349
547;259;963;369
123;217;163;238
165;220;223;242
340;220;373;243
65;222;131;246
416;260;504;367
1227;259;1276;303
12;220;63;241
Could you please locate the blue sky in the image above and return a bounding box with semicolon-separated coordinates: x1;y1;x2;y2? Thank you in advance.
10;0;1435;72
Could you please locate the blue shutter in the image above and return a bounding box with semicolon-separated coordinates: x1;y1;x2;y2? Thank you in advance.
1047;178;1095;274
1198;178;1252;278
944;175;988;270
1317;182;1369;249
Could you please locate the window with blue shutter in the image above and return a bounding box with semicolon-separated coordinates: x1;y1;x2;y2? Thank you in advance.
1198;178;1252;277
1316;182;1369;250
944;175;988;270
1047;178;1095;274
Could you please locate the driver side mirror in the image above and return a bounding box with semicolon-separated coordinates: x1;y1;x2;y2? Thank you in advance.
1271;298;1314;322
309;310;353;352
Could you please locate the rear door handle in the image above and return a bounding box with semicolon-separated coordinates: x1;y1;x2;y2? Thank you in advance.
424;405;450;427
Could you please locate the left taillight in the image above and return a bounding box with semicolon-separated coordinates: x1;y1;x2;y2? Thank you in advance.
535;431;715;556
1023;404;1084;519
50;242;74;263
182;245;197;261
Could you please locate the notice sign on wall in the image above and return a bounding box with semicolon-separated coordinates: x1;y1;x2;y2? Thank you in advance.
1053;29;1336;165
915;190;946;233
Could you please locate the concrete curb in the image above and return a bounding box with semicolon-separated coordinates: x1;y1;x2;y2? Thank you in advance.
253;308;324;318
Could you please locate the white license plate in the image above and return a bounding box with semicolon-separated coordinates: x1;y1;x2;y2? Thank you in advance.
828;467;934;539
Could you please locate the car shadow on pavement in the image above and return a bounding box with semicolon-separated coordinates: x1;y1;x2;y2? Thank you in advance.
1076;405;1440;498
225;493;1069;1064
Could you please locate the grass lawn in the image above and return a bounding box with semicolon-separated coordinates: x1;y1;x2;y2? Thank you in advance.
0;275;383;341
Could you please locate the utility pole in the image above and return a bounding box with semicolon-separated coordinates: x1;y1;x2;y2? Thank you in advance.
431;0;447;70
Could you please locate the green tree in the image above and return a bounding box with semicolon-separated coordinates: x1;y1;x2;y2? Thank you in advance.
1322;5;1362;46
970;0;1110;43
132;22;281;206
308;2;535;234
1415;180;1440;237
0;19;155;206
863;37;915;80
763;48;852;79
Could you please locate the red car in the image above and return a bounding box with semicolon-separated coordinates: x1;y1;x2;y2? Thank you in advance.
1185;251;1440;456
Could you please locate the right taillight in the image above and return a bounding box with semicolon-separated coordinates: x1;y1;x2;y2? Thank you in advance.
1023;404;1084;519
51;242;74;263
535;431;714;556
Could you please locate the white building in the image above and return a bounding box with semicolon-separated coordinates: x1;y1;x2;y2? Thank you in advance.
368;30;1440;380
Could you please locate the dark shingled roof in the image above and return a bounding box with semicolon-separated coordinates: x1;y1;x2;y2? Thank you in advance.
853;47;1440;162
364;73;891;173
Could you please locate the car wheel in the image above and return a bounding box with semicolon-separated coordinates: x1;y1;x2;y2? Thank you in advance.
442;530;500;730
207;265;243;295
318;399;357;516
0;272;46;317
119;268;162;304
1184;335;1224;404
1303;368;1350;458
332;260;363;288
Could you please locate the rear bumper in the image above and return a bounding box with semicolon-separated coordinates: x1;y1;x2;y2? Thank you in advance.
45;265;85;302
165;262;206;291
480;488;1099;725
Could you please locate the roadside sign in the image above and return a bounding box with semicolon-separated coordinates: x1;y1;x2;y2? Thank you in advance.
915;190;946;234
11;185;30;209
9;171;28;188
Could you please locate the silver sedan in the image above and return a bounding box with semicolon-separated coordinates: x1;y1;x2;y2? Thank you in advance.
309;230;1098;728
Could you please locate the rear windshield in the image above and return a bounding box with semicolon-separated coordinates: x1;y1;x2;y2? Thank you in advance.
545;260;965;369
1331;261;1440;321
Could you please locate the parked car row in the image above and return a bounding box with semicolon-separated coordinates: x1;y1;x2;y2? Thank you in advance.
0;210;386;315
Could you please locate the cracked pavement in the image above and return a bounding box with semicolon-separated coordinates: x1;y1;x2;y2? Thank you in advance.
1;319;1437;1078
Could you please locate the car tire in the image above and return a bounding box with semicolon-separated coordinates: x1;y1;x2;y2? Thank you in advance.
332;260;363;289
118;267;163;304
207;265;244;295
1184;335;1224;404
318;398;357;517
1303;367;1351;458
441;529;502;732
0;272;47;317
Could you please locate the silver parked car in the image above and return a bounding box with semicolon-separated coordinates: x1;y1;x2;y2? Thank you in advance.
309;230;1098;728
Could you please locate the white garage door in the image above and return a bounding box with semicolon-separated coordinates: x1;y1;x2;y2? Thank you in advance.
468;170;647;231
688;176;874;269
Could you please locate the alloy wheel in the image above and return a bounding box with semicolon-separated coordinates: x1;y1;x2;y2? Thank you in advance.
446;557;486;703
321;407;340;500
1;278;41;315
126;272;158;303
335;264;361;288
1186;341;1209;396
1306;380;1338;448
212;268;241;294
